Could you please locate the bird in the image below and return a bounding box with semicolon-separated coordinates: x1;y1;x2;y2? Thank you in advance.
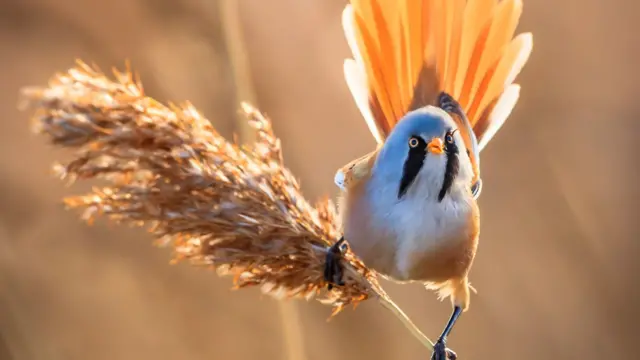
322;0;533;359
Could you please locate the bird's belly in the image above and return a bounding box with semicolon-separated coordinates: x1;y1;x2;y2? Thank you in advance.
346;222;473;283
345;227;400;278
396;200;477;282
394;229;475;283
342;194;477;283
340;196;401;277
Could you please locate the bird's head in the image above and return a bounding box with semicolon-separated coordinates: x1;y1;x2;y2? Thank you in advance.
372;106;475;202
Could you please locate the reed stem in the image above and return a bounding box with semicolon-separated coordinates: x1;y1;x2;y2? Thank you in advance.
376;294;434;351
219;2;307;360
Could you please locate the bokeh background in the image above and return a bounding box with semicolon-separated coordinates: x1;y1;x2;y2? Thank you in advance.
1;0;639;359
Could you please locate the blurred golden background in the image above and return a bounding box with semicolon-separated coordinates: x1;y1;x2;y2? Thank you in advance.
1;0;639;359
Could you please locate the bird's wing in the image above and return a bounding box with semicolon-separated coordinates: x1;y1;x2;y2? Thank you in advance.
341;0;533;187
334;147;380;191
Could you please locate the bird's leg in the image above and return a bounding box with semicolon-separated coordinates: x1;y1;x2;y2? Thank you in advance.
431;306;463;360
323;236;348;290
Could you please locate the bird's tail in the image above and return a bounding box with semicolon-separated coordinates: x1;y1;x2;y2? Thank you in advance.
342;0;533;152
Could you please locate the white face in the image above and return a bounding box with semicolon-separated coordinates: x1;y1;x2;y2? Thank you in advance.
412;128;474;201
371;106;475;203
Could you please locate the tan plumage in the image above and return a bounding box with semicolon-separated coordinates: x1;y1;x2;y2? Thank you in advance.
340;0;533;189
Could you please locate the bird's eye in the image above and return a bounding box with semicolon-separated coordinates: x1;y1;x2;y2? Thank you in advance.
408;137;420;148
445;133;454;144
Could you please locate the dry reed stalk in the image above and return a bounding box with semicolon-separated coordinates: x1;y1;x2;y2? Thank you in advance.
19;61;436;351
217;2;305;358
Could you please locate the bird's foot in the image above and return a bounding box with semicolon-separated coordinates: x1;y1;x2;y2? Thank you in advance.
323;237;348;290
431;339;457;360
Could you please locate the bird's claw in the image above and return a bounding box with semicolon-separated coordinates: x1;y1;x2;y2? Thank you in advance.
431;339;457;360
323;237;348;290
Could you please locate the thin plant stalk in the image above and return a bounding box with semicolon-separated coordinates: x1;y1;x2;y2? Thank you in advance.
378;294;434;351
218;3;307;358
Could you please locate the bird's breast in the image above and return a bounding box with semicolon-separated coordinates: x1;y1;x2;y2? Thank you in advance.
340;182;478;282
388;195;478;282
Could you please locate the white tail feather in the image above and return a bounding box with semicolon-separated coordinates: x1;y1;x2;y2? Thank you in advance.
344;59;383;144
478;84;520;151
342;5;366;72
504;33;533;87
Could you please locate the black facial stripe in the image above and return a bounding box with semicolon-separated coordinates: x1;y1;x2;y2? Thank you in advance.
398;136;427;199
440;92;485;199
438;131;460;202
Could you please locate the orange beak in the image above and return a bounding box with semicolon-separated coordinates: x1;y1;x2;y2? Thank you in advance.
427;138;444;154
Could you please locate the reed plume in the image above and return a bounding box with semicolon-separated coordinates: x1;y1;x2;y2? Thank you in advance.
20;61;436;351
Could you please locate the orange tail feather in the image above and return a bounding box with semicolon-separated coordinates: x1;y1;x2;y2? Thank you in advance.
343;0;533;154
